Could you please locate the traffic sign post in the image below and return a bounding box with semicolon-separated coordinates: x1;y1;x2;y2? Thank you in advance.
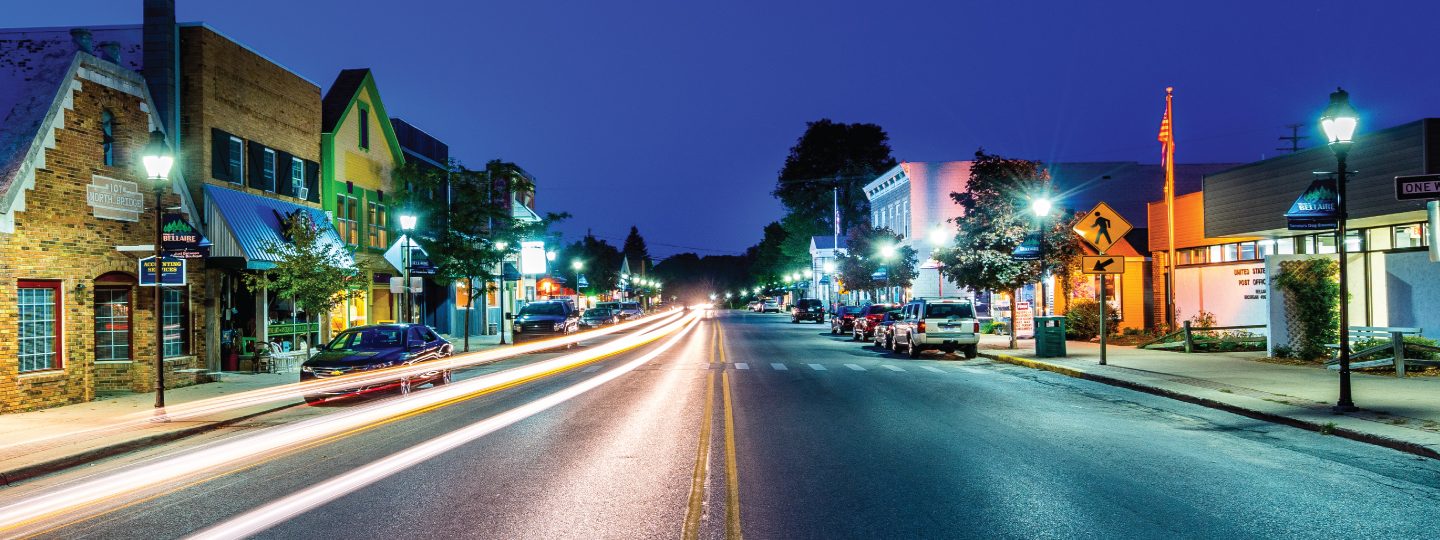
1395;174;1440;201
1072;202;1131;365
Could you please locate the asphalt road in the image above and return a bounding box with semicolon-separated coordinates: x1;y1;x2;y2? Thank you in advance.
20;309;1440;539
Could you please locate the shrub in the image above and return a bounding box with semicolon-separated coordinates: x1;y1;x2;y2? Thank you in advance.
1274;258;1339;360
982;320;1007;335
1351;335;1440;362
1189;310;1217;329
1065;298;1121;340
1272;345;1296;359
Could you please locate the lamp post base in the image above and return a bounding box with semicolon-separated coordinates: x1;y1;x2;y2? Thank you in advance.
1331;402;1359;413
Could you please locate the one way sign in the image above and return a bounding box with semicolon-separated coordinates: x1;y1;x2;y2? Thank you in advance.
1082;255;1124;275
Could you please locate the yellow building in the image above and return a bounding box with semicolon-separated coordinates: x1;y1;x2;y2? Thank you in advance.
320;69;405;332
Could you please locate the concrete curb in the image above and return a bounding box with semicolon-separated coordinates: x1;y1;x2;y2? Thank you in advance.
0;401;303;486
980;350;1440;461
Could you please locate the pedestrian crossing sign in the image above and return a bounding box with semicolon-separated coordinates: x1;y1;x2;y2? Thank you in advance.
1073;202;1131;254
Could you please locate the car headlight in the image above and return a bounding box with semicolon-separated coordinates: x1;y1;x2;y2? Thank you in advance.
553;322;565;331
300;366;314;373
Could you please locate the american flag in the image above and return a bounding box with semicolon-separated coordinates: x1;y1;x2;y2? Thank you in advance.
1158;87;1173;147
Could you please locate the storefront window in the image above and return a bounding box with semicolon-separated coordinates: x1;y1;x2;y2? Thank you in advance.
1344;230;1363;252
1275;237;1295;255
1208;245;1222;263
1238;242;1257;261
1394;224;1425;249
1316;233;1337;254
1368;227;1393;251
95;287;131;361
163;288;187;357
18;281;61;372
1222;243;1238;262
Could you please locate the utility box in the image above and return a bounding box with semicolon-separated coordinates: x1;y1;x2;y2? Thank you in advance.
1035;316;1067;358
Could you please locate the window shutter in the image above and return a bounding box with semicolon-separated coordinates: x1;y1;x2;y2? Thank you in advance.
275;151;294;196
247;141;265;189
305;161;321;203
211;129;229;181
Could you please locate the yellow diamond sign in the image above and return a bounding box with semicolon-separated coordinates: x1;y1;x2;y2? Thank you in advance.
1073;202;1132;254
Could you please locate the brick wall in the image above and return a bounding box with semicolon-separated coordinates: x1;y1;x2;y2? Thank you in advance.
0;62;207;412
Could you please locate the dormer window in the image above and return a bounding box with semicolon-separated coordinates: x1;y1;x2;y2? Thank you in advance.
101;110;115;166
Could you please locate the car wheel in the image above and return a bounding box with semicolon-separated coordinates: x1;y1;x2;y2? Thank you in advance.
434;369;453;386
907;337;922;359
886;334;896;352
399;378;413;396
792;318;799;324
964;344;979;359
830;325;838;335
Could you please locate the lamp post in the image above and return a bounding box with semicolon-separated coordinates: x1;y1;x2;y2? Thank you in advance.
929;227;949;297
399;213;417;324
496;241;509;345
142;130;174;409
878;244;896;303
1321;87;1359;412
823;260;837;310
1032;196;1053;316
571;260;584;308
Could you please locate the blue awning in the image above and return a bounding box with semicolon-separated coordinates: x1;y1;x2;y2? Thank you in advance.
204;185;352;270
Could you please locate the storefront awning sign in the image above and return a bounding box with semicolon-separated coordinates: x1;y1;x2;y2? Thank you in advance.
161;213;210;259
1285;176;1339;231
138;255;186;286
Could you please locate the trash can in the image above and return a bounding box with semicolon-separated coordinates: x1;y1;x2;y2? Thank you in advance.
1034;316;1067;358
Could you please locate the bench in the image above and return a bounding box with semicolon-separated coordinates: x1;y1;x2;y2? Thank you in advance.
1325;326;1439;378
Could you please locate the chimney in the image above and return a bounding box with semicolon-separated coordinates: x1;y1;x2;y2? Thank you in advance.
69;28;94;54
97;41;121;63
142;0;178;146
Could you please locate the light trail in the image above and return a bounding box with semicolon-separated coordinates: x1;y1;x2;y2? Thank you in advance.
0;310;684;461
188;316;705;539
0;311;700;536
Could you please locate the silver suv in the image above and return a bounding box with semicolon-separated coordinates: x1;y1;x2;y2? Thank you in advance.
891;298;980;359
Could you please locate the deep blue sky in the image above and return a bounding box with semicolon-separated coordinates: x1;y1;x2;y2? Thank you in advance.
14;1;1440;258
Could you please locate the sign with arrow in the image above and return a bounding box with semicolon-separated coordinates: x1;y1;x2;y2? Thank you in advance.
1073;202;1131;254
1081;255;1124;275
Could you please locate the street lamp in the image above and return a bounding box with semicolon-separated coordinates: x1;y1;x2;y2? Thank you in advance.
571;259;583;308
1321;87;1359;412
1031;196;1053;316
399;213;417;324
142;129;173;409
877;244;896;302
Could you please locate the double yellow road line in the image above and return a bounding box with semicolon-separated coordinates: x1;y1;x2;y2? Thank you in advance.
683;321;742;540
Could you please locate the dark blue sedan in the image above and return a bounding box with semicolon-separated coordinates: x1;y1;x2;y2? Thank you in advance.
300;324;453;404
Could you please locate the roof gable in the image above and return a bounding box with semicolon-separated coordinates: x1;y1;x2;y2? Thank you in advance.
321;68;404;165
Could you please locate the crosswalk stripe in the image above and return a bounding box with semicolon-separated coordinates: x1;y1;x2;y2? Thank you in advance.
920;366;945;373
771;363;788;371
735;363;749;370
882;365;905;372
955;366;987;374
582;365;601;373
807;364;827;371
845;364;866;371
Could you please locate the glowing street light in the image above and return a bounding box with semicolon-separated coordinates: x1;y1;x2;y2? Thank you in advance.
929;227;949;246
823;261;836;273
141;129;173;409
1322;87;1359;413
399;213;418;324
1031;197;1053;217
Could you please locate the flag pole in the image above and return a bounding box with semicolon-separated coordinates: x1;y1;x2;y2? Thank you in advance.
1163;86;1177;330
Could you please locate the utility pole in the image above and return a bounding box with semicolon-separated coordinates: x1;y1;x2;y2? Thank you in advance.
1277;123;1308;154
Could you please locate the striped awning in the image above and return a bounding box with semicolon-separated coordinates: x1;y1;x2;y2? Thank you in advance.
204;184;352;270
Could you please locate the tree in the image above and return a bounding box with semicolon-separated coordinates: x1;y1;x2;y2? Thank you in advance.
777;213;826;278
560;234;624;298
622;226;653;274
773;119;898;235
936;150;1079;349
834;224;917;301
241;210;358;359
745;221;787;284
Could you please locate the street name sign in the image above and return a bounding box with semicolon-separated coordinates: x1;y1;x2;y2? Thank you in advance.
1073;202;1131;254
1081;255;1124;275
1395;174;1440;201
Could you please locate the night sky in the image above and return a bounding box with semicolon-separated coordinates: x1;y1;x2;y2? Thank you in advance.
12;1;1440;258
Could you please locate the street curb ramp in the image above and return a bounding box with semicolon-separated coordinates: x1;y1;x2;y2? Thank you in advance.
978;351;1440;462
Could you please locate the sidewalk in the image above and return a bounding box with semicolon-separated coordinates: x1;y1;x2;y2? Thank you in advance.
977;334;1440;459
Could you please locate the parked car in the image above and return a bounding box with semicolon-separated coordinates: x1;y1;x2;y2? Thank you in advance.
890;298;981;358
871;310;904;350
850;303;897;341
791;298;826;323
580;308;620;328
830;305;862;335
617;301;644;320
761;300;780;313
301;324;453;404
512;300;580;341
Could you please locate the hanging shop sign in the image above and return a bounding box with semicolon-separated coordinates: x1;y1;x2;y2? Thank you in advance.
1285;176;1339;230
1012;232;1042;260
138;255;186;286
161;213;210;259
519;241;547;275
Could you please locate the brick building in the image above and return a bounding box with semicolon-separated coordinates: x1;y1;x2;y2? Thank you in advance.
0;28;207;411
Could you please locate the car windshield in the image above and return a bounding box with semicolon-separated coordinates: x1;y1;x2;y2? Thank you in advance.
521;303;565;316
622;303;640;310
326;327;405;352
585;309;612;317
596;302;619;310
884;310;902;321
926;303;975;319
839;307;860;316
867;304;895;314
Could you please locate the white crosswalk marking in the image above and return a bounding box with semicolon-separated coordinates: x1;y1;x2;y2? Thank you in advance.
955;366;987;374
920;366;945;373
735;363;749;370
845;364;866;371
807;364;827;371
771;363;788;371
582;365;601;373
882;365;905;372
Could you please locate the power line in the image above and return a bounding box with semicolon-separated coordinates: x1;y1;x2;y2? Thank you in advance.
1276;123;1308;153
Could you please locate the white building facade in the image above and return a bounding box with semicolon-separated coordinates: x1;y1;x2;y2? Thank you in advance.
863;162;974;300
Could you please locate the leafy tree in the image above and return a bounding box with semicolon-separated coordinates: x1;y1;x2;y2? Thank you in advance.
559;234;625;298
936;150;1079;349
242;210;359;358
654;253;754;305
622;226;653;274
777;213;827;277
835;224;917;301
773;119;898;234
745;221;787;284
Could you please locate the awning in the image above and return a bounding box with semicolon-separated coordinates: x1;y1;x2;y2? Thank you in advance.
204;185;353;271
511;200;543;223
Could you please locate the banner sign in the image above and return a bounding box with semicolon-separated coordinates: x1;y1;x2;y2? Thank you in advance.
138;255;186;286
1012;232;1041;260
519;241;547;275
1285;177;1339;230
161;213;210;259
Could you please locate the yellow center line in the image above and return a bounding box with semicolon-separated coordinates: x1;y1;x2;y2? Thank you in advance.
719;322;743;540
681;322;718;540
